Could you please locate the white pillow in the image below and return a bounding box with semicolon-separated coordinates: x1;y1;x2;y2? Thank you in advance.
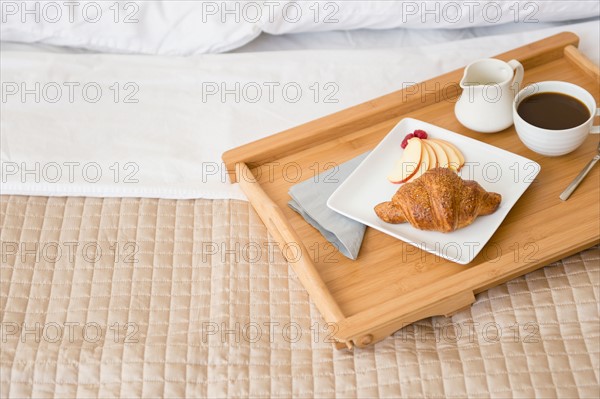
261;0;599;34
1;1;597;55
0;0;262;55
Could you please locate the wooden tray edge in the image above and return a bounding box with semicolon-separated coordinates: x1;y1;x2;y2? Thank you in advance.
335;237;599;347
564;44;600;83
235;163;354;349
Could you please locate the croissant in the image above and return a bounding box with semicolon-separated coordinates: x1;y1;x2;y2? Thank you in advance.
374;168;501;233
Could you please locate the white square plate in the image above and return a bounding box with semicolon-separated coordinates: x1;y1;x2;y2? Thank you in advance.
327;118;541;264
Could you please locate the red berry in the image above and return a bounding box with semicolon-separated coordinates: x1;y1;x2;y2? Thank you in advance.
401;133;415;149
414;130;428;139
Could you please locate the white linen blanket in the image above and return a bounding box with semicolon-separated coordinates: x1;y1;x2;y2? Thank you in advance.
1;20;599;200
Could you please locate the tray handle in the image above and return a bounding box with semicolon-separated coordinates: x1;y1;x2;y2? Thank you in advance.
564;45;600;84
236;163;351;347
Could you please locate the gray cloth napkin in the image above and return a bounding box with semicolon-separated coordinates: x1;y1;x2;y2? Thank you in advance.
288;152;369;260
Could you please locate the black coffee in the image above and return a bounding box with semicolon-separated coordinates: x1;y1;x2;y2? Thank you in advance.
517;92;590;130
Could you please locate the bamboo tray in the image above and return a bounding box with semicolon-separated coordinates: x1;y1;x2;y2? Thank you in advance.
223;32;600;349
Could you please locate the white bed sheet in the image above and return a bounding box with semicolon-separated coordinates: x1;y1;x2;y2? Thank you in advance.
234;18;600;52
1;20;599;200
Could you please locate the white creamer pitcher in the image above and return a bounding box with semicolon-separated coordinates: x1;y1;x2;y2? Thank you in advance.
455;58;524;133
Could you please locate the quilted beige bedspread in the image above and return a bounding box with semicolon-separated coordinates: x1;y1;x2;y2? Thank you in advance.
1;195;598;398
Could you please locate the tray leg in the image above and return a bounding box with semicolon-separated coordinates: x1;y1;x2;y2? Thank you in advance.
337;290;476;349
334;340;354;351
443;304;473;318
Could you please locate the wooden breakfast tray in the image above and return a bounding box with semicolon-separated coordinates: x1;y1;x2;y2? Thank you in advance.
223;32;600;349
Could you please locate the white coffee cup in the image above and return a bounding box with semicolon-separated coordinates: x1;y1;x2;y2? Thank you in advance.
513;81;599;156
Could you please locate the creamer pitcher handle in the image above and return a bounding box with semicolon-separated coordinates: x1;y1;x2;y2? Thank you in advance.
508;59;524;94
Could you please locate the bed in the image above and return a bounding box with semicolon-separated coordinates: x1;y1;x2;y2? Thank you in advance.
1;2;599;397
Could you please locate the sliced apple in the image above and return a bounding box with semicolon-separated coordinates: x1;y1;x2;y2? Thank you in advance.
430;139;463;171
440;140;465;170
408;143;432;182
425;140;449;168
387;138;422;183
422;140;438;168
